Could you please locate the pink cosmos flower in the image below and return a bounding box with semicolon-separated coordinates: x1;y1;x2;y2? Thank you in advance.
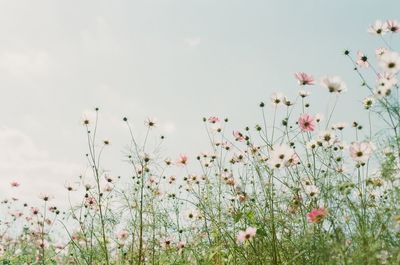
294;72;315;85
356;51;369;67
307;207;328;223
10;181;20;187
233;131;245;142
386;20;400;33
117;230;129;241
236;227;257;243
177;154;188;165
298;114;316;132
208;116;220;123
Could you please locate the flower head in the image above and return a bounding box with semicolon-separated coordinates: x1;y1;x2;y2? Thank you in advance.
356;51;369;67
379;51;400;74
386;20;400;33
307;207;328;223
298;113;316;132
236;227;257;243
208;116;220;123
144;117;157;128
368;20;388;35
267;144;296;169
177;154;188;166
294;72;315;86
321;76;347;94
10;181;20;188
349;141;374;163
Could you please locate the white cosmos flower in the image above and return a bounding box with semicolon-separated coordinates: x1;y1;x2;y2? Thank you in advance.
267;144;295;169
321;76;347;94
349;141;375;163
376;47;387;58
306;139;318;150
318;130;336;147
270;92;286;106
379;51;400;74
304;185;320;198
368;20;388;35
299;90;310;98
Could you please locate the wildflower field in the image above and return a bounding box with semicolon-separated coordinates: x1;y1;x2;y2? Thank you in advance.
2;12;400;265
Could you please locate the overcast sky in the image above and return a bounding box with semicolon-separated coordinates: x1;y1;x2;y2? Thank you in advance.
0;0;399;206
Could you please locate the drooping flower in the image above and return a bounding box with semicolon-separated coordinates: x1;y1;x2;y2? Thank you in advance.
237;227;257;243
349;141;375;163
379;51;400;74
307;207;328;223
299;90;310;98
321;76;347;94
368;20;388;35
294;72;315;85
332;122;347;131
298;114;316;132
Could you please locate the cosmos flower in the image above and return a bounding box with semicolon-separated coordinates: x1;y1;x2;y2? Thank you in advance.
233;130;245;142
349;141;375;163
321;76;347;94
177;154;188;166
305;185;320;198
356;51;369;67
10;181;20;188
208;116;220;123
270;92;286;106
386;19;400;33
307;207;328;223
299;90;310;98
117;230;129;241
376;47;387;57
267;144;296;169
294;72;315;85
368;20;388;35
318;130;337;147
379;51;400;74
237;227;257;243
298;113;316;132
144;117;157;128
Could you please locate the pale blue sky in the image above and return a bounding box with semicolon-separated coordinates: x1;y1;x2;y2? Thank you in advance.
0;0;398;203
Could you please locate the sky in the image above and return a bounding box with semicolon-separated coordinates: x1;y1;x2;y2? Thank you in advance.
0;0;399;206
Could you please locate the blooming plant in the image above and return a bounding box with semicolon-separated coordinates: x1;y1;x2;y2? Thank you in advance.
0;19;400;265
